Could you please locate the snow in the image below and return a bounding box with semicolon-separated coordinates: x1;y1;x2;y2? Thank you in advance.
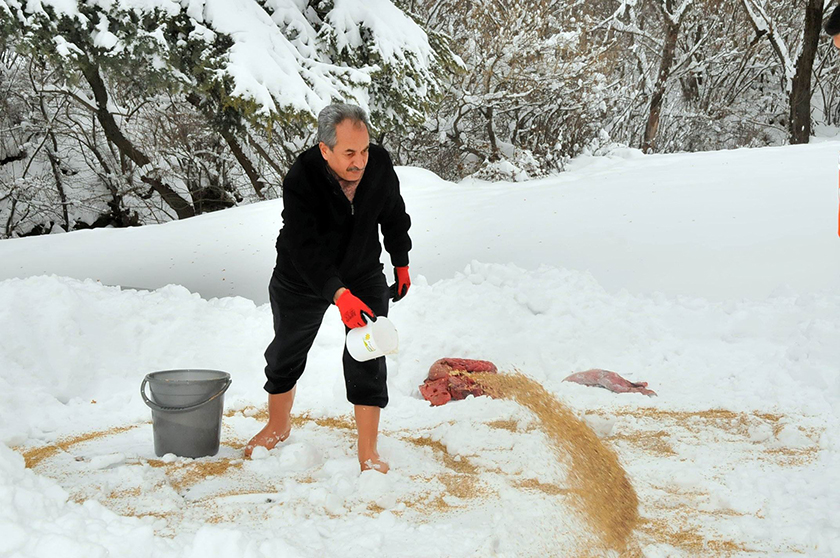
25;0;81;17
92;13;120;51
53;35;85;57
1;140;840;556
326;0;435;65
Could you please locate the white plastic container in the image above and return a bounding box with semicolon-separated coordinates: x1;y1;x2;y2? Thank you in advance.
346;316;399;362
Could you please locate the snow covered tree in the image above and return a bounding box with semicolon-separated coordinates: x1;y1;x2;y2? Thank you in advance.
0;0;449;237
400;0;619;180
1;0;838;236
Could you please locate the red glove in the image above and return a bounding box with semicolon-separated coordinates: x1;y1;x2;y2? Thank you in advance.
335;290;374;328
390;266;411;301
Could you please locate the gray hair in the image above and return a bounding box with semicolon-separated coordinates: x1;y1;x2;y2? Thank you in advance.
317;103;371;148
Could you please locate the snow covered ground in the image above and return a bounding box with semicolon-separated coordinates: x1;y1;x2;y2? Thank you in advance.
1;140;839;557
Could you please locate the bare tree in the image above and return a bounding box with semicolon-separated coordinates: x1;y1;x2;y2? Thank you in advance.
741;0;825;143
643;0;694;152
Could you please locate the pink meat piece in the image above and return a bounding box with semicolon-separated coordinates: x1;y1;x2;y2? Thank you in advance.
419;377;451;406
420;358;498;406
563;369;657;396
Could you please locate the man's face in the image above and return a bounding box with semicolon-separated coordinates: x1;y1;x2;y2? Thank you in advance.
834;34;840;49
319;119;370;182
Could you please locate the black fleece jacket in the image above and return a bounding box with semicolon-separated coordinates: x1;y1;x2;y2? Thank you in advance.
274;144;412;302
827;4;840;36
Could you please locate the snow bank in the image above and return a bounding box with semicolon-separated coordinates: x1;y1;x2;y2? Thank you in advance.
1;140;838;303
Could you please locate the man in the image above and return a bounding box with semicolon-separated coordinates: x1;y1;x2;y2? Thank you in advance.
826;3;840;48
245;104;412;474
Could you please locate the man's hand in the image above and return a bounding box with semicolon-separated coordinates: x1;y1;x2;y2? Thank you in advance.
335;289;374;328
390;266;411;301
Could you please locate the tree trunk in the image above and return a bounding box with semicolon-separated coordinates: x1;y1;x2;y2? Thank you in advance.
4;196;16;238
215;127;266;199
37;95;70;230
484;106;499;162
789;0;823;144
186;93;266;200
78;59;195;219
643;5;682;153
248;134;285;178
45;147;69;230
87;138;138;227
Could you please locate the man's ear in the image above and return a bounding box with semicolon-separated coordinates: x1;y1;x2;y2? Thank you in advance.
319;142;330;160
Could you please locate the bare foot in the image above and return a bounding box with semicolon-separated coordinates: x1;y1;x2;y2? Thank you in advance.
244;423;290;458
355;404;387;473
360;455;389;474
245;388;296;458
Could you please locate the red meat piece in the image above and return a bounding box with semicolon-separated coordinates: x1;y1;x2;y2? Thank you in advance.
563;369;656;396
448;374;486;400
420;358;498;406
419;377;451;406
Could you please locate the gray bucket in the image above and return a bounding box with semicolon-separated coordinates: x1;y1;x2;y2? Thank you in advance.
141;369;231;458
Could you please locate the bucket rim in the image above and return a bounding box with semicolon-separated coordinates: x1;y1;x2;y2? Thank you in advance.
145;369;231;383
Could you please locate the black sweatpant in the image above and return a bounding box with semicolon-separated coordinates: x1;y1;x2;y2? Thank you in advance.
263;269;390;408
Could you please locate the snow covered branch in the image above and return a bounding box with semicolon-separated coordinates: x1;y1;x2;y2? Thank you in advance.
740;0;794;92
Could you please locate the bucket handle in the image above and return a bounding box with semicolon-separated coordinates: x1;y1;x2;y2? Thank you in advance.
141;376;232;413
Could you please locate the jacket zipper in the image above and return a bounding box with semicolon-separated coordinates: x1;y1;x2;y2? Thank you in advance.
350;202;355;216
